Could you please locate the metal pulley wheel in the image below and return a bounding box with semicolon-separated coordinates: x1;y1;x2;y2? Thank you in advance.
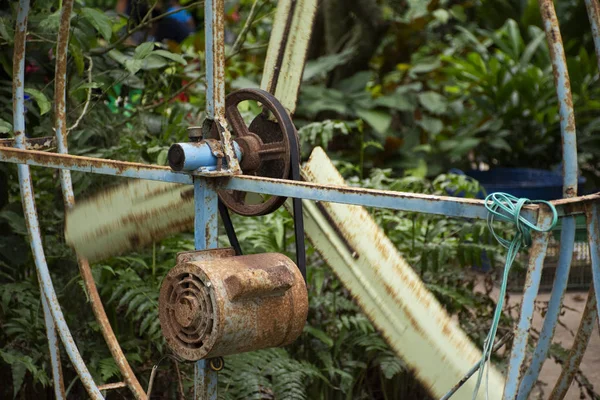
218;88;299;216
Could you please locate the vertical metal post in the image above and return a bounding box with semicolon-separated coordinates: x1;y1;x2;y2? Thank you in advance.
193;178;218;399
585;0;600;70
502;211;553;400
549;287;597;399
197;0;230;393
12;1;102;398
585;203;600;326
517;217;575;399
12;1;66;398
516;1;581;398
539;0;578;198
204;0;240;174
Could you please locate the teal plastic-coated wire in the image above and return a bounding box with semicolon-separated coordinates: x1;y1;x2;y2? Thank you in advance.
471;193;557;400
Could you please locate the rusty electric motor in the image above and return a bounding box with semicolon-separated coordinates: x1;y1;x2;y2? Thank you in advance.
158;248;308;361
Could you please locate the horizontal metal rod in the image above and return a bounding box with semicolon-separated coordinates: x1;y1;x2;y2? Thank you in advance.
1;147;599;219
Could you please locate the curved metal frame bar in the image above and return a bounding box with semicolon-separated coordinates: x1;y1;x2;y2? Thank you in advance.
53;1;147;398
12;1;102;398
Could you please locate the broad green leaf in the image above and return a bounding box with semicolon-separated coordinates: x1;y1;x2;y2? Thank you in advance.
141;54;167;70
81;8;112;41
11;361;26;398
355;108;391;135
406;0;429;21
375;93;416;112
489;137;511;151
303;47;355;81
152;49;187;65
39;10;62;32
304;326;334;347
451;137;480;156
108;49;129;65
417;116;443;135
69;40;85;76
405;159;427;179
0;211;27;236
520;29;546;68
24;88;51;115
432;9;450;24
0;17;13;44
418;91;448;115
0;119;11;134
134;42;155;60
125;59;144;75
157;149;168;165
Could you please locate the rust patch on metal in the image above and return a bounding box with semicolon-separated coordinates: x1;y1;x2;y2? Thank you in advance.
177;247;235;264
0;136;56;150
218;89;297;216
224;263;294;301
159;251;307;361
268;0;297;94
549;288;597;399
77;257;148;399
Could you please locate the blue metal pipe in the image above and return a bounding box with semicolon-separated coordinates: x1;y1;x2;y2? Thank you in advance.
193;178;219;399
585;203;600;326
12;1;102;397
0;146;563;222
584;0;600;72
517;216;575;399
502;212;553;400
168;141;242;172
539;0;578;198
12;1;66;398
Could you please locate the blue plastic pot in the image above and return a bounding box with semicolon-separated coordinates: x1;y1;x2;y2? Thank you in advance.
449;168;586;272
462;168;585;200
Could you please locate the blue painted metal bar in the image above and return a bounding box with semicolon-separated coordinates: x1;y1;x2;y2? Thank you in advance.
12;1;102;398
517;217;575;399
5;147;600;221
539;0;578;198
585;0;600;70
585;203;600;327
194;179;219;250
193;178;219;399
502;211;553;400
12;1;66;398
549;289;597;399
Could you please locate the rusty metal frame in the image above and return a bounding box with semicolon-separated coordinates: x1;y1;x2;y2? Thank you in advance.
4;0;600;399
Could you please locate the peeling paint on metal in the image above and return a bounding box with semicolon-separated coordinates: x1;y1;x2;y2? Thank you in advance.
517;216;576;399
12;1;102;398
548;289;597;399
539;0;578;198
503;210;553;400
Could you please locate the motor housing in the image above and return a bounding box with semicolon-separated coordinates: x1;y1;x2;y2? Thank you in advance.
159;248;308;361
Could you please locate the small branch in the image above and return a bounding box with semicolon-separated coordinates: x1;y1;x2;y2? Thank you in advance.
68;56;93;132
90;1;204;56
231;0;262;56
140;74;205;111
173;359;185;400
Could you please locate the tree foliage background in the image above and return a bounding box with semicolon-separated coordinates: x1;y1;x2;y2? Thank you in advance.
1;0;600;399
